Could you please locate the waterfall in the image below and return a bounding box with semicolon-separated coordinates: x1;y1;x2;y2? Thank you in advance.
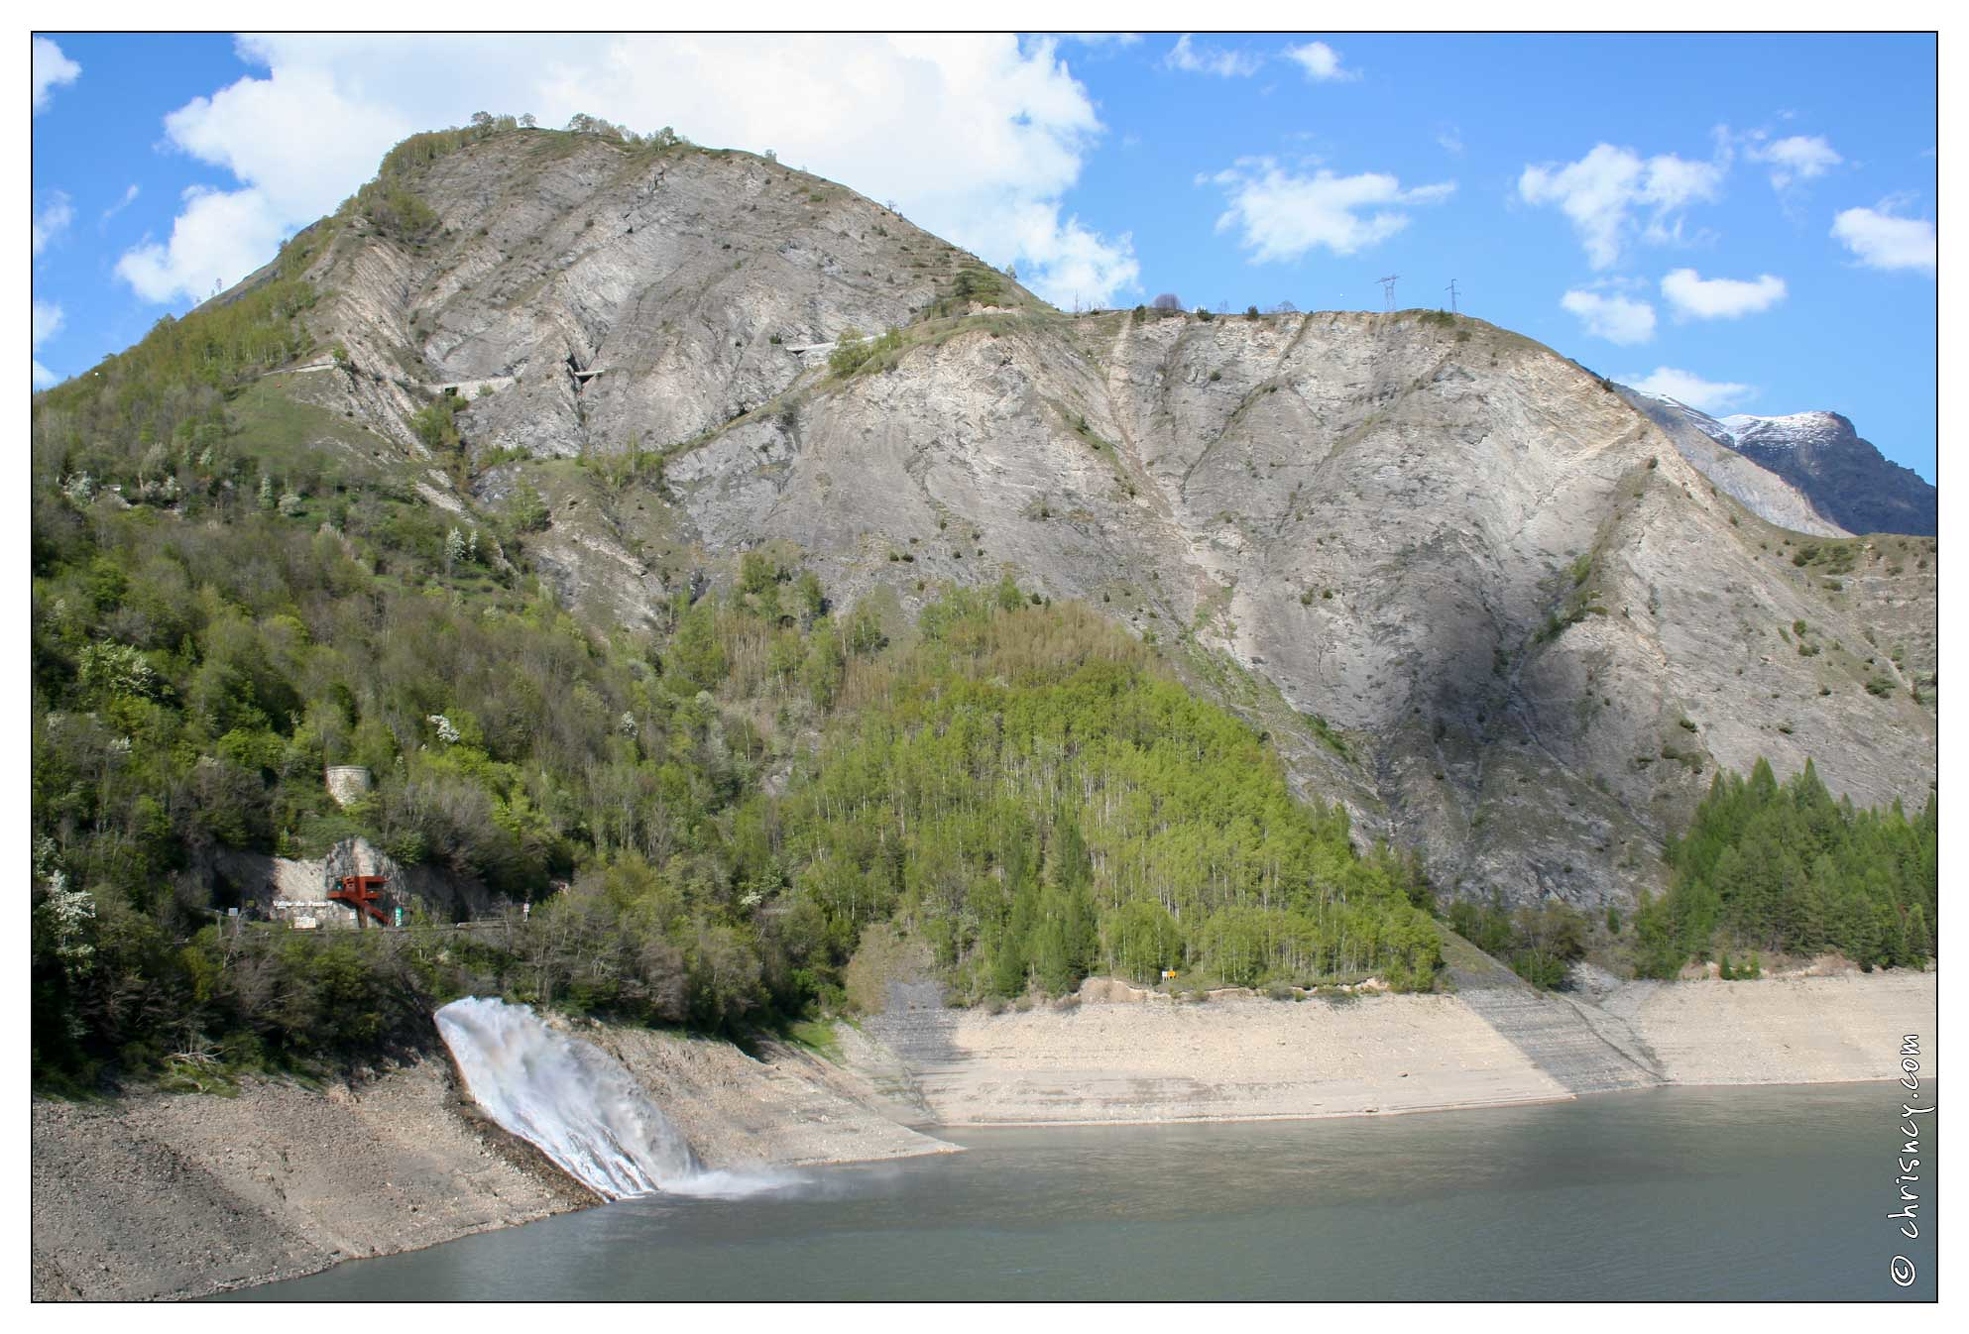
436;996;703;1200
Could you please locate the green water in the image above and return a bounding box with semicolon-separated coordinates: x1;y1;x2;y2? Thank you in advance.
229;1082;1936;1301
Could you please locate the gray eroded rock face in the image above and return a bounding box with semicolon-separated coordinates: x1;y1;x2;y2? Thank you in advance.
271;129;1935;910
664;310;1936;907
293;131;1015;462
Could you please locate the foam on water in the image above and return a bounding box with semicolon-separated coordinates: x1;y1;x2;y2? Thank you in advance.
664;1167;810;1199
435;996;743;1200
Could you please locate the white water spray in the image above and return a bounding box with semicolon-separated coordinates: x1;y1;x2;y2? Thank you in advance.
436;996;704;1199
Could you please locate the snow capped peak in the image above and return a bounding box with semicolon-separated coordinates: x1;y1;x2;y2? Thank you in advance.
1716;411;1851;450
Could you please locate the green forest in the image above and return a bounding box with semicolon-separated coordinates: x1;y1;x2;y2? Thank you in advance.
1445;758;1937;989
1631;759;1936;978
29;471;1439;1089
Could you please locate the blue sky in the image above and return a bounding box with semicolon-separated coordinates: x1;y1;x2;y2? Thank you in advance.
31;32;1938;479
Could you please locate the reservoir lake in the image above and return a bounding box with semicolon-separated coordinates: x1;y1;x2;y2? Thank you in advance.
229;1082;1935;1301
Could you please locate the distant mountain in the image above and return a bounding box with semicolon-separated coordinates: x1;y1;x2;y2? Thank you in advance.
1718;411;1936;537
1618;387;1934;538
1616;388;1847;537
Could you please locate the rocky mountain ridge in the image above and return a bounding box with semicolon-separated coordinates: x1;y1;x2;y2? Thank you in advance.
162;126;1943;909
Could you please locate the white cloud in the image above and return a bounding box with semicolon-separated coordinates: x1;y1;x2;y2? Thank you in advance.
33;300;64;388
1660;268;1786;320
1560;289;1656;345
33;192;73;256
1624;366;1754;414
1518;143;1725;269
1283;41;1354;81
1746;134;1841;190
119;34;1139;309
33;302;62;345
1436;124;1465;155
116;186;289;304
102;184;141;225
1000;202;1139;309
1208;158;1454;262
33;37;80;113
163;63;414;222
1831;203;1936;276
1165;34;1263;78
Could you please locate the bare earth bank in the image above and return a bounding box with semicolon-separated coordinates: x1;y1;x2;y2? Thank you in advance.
1609;971;1938;1086
31;1057;590;1302
858;991;1573;1126
846;970;1937;1126
30;1027;950;1302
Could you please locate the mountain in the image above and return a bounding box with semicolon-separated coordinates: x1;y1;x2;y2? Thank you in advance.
39;122;1938;913
1719;411;1937;538
1618;386;1935;538
1614;387;1848;537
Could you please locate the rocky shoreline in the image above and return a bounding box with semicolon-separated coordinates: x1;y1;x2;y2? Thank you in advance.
31;967;1936;1301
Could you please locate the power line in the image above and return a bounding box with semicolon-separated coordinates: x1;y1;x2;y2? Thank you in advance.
1378;274;1400;312
1444;278;1459;314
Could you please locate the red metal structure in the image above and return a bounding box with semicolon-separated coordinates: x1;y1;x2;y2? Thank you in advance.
329;874;391;927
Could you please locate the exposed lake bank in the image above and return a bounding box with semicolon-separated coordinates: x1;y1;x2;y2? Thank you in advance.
847;967;1935;1126
30;1022;950;1301
31;967;1936;1300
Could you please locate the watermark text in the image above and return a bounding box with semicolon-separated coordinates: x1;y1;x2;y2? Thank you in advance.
1887;1034;1931;1290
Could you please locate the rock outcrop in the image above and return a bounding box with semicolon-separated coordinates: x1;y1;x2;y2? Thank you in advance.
202;837;494;928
